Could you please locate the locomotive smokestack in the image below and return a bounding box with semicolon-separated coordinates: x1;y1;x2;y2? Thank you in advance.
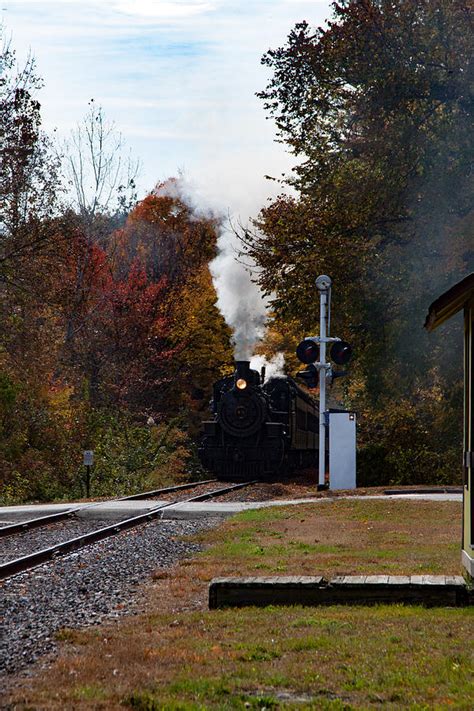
235;360;251;379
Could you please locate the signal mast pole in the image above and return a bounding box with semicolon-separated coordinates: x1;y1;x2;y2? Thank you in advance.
316;275;332;488
295;277;353;490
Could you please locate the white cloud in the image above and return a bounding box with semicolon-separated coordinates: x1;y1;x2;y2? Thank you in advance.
113;1;216;19
3;0;218;26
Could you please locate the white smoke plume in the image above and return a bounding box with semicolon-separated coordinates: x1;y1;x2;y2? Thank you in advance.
250;352;285;381
153;174;211;220
210;229;270;360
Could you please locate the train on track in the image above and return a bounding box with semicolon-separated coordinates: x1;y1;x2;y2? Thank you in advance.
198;360;319;480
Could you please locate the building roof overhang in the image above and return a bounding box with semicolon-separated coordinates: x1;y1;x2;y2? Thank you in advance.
425;273;474;332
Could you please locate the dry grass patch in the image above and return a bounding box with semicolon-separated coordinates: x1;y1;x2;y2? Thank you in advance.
6;499;472;710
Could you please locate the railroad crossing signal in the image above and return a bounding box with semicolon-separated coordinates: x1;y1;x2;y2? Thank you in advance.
296;338;319;365
296;363;318;388
295;275;355;490
296;338;353;386
330;341;353;366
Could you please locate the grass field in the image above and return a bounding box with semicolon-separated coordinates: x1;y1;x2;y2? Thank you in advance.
7;499;474;710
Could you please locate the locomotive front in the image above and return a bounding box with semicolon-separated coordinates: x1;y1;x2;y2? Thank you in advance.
198;361;286;480
217;361;267;437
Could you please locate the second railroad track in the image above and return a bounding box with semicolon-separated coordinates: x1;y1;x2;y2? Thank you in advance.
0;480;257;581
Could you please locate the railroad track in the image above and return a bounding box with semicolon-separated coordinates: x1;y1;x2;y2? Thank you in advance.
0;480;257;581
0;478;218;539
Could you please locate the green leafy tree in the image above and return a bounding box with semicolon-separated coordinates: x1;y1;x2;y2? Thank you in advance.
246;0;473;483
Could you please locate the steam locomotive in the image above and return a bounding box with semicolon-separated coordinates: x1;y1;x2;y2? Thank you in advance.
198;360;319;480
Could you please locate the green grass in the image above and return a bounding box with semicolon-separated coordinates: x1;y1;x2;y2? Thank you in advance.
127;679;282;711
234;507;289;523
119;605;474;709
72;684;108;701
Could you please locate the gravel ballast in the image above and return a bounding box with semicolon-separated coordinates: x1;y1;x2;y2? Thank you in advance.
0;519;121;564
0;517;221;677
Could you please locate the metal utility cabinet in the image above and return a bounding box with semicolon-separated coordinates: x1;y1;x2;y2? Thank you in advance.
425;272;474;580
329;411;356;490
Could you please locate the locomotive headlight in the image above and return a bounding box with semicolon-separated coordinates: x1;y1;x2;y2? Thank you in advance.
236;378;247;390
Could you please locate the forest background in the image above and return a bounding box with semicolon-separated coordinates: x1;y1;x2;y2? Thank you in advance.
0;0;472;503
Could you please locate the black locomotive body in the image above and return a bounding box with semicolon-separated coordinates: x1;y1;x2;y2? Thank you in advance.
198;360;319;480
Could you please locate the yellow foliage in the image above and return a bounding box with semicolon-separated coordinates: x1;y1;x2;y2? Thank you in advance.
47;384;76;420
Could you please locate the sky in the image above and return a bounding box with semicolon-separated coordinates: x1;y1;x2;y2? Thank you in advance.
2;0;332;222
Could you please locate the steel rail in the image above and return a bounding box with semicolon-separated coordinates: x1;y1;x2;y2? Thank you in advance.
119;478;216;501
185;481;254;501
0;479;218;539
0;480;257;581
0;510;80;538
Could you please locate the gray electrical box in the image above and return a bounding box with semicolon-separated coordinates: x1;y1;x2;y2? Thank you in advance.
329;412;356;490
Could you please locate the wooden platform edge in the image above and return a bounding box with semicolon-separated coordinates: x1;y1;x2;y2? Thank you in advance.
208;575;474;609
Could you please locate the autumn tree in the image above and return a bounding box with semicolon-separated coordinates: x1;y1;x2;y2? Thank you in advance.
0;39;59;264
0;39;85;501
56;180;231;421
115;182;232;425
250;0;473;376
0;36;61;302
116;182;217;282
58;103;140;367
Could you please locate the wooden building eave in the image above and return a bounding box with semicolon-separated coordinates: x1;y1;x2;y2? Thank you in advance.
424;273;474;332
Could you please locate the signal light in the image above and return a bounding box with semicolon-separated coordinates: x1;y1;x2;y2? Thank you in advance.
296;338;319;364
296;364;318;389
330;341;353;366
330;370;348;385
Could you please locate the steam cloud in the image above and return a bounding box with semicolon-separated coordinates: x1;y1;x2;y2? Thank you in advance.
250;352;285;380
210;230;270;360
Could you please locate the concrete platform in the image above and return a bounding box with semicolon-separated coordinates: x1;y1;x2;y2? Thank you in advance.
0;493;463;522
209;575;472;609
